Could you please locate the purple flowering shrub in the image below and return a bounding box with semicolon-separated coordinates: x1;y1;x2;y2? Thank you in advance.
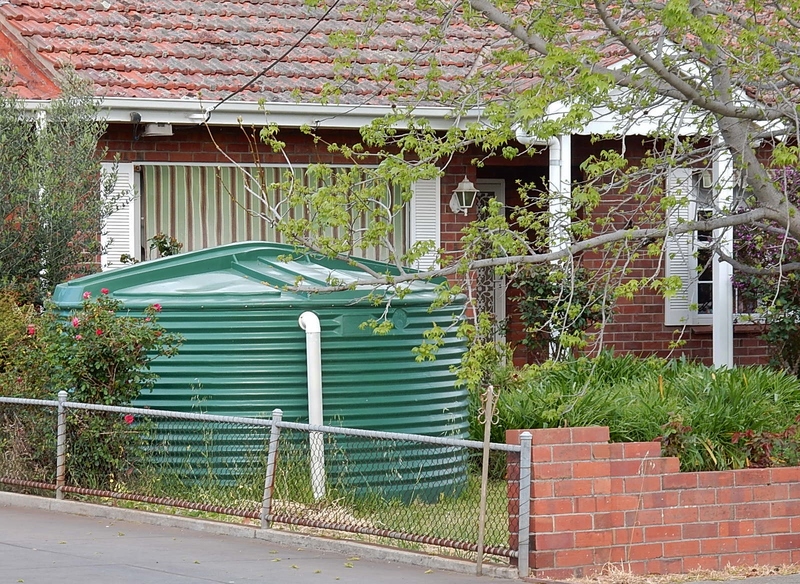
733;168;800;374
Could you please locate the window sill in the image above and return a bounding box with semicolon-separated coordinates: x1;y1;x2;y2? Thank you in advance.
688;322;767;336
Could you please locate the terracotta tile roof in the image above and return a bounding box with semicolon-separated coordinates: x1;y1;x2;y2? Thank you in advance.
0;19;60;98
0;0;502;104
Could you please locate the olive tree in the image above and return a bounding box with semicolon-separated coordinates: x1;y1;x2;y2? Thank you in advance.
0;69;118;304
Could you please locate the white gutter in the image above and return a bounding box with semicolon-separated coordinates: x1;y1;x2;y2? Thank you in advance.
27;96;483;130
298;311;326;501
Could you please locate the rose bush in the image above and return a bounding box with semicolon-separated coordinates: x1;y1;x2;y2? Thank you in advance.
39;290;180;405
0;289;181;488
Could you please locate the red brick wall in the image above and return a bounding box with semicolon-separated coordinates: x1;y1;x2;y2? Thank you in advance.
506;427;800;579
100;123;365;165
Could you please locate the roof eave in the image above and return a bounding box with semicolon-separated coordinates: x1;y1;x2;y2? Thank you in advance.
78;97;485;130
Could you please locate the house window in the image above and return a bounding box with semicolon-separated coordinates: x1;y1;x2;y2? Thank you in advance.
139;164;406;263
103;163;430;270
664;167;717;325
664;164;755;326
694;171;715;315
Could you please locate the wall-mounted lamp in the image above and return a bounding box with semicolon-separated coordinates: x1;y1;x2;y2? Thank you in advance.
701;170;713;189
449;176;480;215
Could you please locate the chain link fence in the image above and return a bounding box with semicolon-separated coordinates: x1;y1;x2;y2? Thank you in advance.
0;393;530;576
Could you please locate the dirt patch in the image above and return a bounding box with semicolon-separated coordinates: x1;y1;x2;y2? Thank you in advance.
567;564;800;584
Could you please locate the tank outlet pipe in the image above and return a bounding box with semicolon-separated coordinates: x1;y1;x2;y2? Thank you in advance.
298;311;326;501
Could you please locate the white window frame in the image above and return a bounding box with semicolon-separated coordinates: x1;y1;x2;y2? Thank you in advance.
665;167;756;327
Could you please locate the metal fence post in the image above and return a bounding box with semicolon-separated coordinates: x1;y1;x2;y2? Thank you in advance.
261;408;283;528
476;385;496;576
518;431;532;579
55;390;68;500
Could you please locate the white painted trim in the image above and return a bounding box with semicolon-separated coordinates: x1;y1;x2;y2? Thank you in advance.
18;97;485;130
664;168;697;326
408;178;441;271
712;146;734;368
101;162;140;270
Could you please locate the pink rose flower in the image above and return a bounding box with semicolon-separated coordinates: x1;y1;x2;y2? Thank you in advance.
82;291;91;299
96;328;103;336
26;325;35;336
152;303;162;312
124;414;134;425
71;317;80;327
75;334;83;340
100;288;109;295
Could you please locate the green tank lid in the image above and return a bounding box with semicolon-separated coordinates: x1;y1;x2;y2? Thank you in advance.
53;241;441;308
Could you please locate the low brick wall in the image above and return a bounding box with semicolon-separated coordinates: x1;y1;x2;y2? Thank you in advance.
506;427;800;580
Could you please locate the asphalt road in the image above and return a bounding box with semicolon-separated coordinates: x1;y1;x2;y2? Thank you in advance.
6;493;800;584
0;493;513;584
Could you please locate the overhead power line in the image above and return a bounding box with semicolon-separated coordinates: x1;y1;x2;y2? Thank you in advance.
207;0;342;117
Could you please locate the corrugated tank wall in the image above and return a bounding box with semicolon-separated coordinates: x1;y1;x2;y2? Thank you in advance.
52;242;469;501
138;302;467;434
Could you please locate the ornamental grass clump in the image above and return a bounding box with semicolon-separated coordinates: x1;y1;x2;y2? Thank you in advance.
471;352;800;472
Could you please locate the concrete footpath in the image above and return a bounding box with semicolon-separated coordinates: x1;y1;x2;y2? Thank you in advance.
0;492;515;583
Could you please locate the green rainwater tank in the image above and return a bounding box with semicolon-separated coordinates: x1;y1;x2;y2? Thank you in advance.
51;242;469;502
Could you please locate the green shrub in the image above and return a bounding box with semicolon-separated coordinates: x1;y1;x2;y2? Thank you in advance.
0;290;44;396
0;289;181;488
510;264;612;359
468;352;800;471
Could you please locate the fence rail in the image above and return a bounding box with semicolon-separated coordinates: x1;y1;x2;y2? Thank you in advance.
0;392;530;576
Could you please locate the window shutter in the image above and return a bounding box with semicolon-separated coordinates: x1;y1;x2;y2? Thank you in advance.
101;162;139;270
408;178;441;270
664;167;696;325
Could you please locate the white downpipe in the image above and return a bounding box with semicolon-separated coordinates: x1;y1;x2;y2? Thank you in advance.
298;311;326;501
514;130;568;252
516;131;570;358
712;145;734;368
